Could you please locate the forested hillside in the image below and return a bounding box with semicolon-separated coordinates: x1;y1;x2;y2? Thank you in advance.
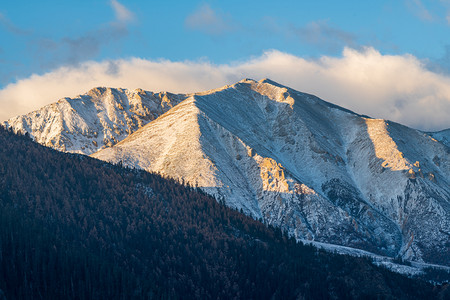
0;126;447;299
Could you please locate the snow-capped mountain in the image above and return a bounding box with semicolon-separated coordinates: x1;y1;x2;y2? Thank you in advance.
3;87;186;154
4;79;450;266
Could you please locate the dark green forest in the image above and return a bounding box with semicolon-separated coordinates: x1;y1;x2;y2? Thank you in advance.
0;126;448;299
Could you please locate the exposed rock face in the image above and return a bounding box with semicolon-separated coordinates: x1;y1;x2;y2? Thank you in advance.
5;79;450;266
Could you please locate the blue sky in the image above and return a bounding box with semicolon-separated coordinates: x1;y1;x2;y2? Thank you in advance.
1;0;450;130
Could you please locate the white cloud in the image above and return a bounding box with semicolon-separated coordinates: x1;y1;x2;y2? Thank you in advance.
185;4;233;35
1;47;450;131
110;0;134;23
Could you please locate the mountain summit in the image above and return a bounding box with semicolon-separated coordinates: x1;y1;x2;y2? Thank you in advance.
4;78;450;266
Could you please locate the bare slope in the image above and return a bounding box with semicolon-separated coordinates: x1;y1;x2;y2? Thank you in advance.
92;79;450;266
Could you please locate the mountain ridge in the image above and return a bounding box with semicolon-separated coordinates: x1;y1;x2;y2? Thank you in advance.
4;78;450;266
3;86;187;154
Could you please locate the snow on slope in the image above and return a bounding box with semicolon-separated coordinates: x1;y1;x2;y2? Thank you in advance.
92;79;450;266
3;87;186;154
346;119;450;264
305;239;450;279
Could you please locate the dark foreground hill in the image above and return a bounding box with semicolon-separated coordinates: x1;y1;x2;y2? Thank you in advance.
0;127;447;299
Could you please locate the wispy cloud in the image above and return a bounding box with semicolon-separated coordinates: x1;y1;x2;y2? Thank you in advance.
292;20;357;53
1;48;450;131
426;45;450;74
32;0;134;69
406;0;434;21
110;0;135;23
0;12;30;35
185;4;234;35
436;0;450;24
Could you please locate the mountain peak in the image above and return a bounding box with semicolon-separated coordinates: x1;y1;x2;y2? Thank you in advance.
258;78;286;88
235;78;286;88
238;78;258;84
86;86;116;98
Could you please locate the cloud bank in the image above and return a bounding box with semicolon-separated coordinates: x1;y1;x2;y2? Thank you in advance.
1;47;450;131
